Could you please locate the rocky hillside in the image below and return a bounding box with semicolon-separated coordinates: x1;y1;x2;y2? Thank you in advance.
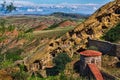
1;13;85;31
34;20;77;30
23;0;120;71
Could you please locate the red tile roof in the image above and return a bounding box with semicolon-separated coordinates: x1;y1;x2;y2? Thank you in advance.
88;63;103;80
80;50;102;57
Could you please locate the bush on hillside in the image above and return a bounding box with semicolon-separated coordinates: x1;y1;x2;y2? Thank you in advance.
87;46;98;51
46;53;71;76
102;23;120;42
53;53;71;72
0;19;15;33
5;48;23;61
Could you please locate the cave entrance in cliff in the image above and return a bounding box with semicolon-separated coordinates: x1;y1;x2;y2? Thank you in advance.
86;28;94;35
33;60;42;69
115;8;120;14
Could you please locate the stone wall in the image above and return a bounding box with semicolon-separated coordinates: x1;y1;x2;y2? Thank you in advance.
116;44;120;58
88;39;120;58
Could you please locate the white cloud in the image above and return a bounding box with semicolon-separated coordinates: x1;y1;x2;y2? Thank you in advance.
93;7;97;10
0;0;37;7
0;1;102;13
27;8;43;12
110;0;114;1
14;1;36;7
0;1;101;8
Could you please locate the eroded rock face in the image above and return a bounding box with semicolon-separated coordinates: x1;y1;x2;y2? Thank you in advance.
24;0;120;71
0;70;13;80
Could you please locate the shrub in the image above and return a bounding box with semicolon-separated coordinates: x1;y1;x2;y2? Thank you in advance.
102;23;120;42
18;31;34;41
12;71;28;80
53;53;71;66
0;59;13;69
46;53;71;76
7;25;15;31
12;64;28;80
0;36;6;42
0;19;16;33
87;46;98;51
0;20;6;33
52;53;71;74
5;48;23;61
59;72;67;80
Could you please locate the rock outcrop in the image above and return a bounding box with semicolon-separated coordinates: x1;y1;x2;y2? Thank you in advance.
24;0;120;72
0;70;13;80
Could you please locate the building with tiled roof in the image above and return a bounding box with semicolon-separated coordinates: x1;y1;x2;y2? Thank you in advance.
80;50;102;57
79;50;102;76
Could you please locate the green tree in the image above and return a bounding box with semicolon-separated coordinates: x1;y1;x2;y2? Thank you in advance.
46;53;71;76
1;1;16;13
102;23;120;42
53;53;71;74
6;2;16;13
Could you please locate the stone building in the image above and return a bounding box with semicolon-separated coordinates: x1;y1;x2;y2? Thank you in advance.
79;50;102;75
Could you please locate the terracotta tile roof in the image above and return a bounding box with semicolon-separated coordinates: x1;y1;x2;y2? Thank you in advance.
80;50;102;57
88;63;103;80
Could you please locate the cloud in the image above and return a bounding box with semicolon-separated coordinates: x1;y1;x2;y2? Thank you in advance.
110;0;114;1
27;8;43;12
14;1;36;7
0;0;36;7
93;7;97;10
0;1;102;8
0;1;102;14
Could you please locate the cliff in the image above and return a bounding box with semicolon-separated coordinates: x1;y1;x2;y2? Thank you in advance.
24;0;120;70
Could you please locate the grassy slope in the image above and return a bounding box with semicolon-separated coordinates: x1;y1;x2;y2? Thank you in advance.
33;26;75;39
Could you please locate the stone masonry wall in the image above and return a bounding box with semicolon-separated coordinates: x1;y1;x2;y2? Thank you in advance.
116;44;120;58
88;39;120;58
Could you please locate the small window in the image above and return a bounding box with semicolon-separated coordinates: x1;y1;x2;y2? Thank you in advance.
91;59;95;63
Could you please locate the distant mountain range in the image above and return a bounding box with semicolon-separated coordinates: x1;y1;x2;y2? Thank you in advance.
0;3;102;16
50;12;90;19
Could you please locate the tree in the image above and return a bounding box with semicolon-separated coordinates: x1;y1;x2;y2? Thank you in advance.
46;53;71;76
1;1;16;13
103;23;120;42
53;53;71;74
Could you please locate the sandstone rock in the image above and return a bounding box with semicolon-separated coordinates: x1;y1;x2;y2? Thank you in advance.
0;69;13;80
24;0;120;73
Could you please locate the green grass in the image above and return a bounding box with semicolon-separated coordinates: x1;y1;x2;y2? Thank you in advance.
27;73;88;80
33;26;75;39
0;59;13;69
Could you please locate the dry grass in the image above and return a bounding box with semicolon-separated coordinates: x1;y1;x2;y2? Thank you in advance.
102;55;120;79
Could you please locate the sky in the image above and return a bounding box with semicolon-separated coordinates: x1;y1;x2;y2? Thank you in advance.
18;0;112;4
0;0;112;4
0;0;114;15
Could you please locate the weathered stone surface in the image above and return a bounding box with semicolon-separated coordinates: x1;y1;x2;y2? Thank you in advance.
88;39;120;57
116;44;120;58
0;70;13;80
24;0;120;72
